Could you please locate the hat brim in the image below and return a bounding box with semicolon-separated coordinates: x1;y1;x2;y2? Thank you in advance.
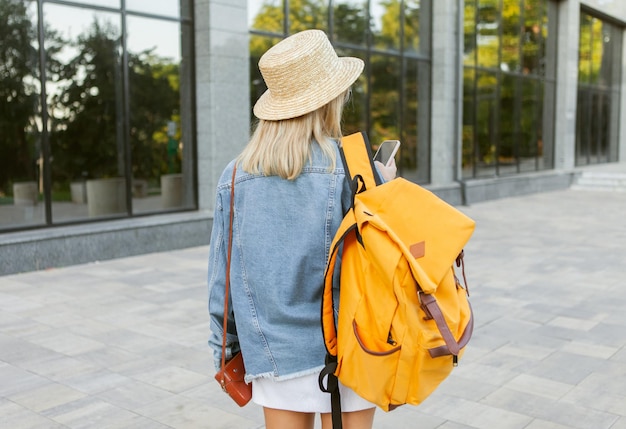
253;57;364;121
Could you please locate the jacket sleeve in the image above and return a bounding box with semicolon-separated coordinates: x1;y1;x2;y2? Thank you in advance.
207;188;240;372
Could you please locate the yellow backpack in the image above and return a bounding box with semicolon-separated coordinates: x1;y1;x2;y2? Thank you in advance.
319;132;476;426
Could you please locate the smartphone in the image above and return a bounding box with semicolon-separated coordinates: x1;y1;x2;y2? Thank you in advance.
373;140;400;167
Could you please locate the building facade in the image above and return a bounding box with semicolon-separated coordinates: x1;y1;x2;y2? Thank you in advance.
1;0;625;275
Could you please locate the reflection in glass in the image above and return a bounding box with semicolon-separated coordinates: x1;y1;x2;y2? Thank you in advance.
289;1;327;34
462;68;476;178
499;75;517;172
576;12;621;166
501;1;520;73
463;0;476;66
370;54;400;146
463;0;555;177
57;0;120;8
126;0;179;17
335;48;367;134
521;0;542;75
371;0;399;51
578;14;593;85
0;0;44;229
520;80;544;172
475;71;498;177
1;0;195;232
45;5;126;221
402;59;430;183
519;80;540;160
333;0;367;46
126;16;191;213
248;0;284;34
476;0;499;68
403;0;424;54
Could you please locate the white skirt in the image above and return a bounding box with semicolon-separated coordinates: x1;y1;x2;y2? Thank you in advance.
251;372;376;413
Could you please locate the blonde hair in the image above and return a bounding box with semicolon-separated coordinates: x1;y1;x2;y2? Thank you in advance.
239;90;349;180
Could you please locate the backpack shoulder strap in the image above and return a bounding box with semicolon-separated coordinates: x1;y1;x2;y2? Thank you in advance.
340;132;383;190
319;213;357;429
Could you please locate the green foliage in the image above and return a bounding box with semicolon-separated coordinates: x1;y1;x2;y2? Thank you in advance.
49;19;124;180
0;0;39;190
47;18;180;182
463;0;550;172
1;2;182;194
333;3;368;44
128;51;180;179
250;2;283;35
288;0;327;33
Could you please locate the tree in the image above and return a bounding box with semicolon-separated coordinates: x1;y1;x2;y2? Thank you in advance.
48;19;124;181
49;18;180;183
0;0;38;192
128;50;180;180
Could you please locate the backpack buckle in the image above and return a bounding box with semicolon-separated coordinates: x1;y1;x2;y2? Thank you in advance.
417;291;434;320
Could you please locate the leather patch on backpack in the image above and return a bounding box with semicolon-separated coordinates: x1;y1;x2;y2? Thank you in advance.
410;241;425;259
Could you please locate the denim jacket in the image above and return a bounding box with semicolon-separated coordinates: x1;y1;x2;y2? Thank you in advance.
208;141;352;382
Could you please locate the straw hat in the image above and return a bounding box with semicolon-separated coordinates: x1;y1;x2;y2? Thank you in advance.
253;29;364;121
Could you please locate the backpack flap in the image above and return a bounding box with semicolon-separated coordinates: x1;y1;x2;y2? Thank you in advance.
354;178;475;294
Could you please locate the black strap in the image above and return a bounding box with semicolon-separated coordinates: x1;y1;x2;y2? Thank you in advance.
319;355;342;429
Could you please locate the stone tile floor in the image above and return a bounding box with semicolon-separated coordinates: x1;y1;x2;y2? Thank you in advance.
1;185;626;428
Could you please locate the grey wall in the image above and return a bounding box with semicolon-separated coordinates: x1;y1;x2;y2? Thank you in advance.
195;0;250;213
0;213;212;276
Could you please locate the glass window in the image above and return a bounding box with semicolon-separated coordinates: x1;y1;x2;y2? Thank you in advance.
476;0;500;68
578;14;593;85
402;58;430;183
371;0;400;51
474;71;498;178
332;0;367;46
498;74;518;174
404;0;427;55
0;0;44;230
45;4;126;221
521;0;543;75
518;79;541;172
55;0;120;8
126;15;194;213
370;54;401;144
0;0;195;232
463;1;477;66
250;0;432;184
126;0;180;18
462;68;477;178
576;12;622;166
335;48;367;134
501;1;520;73
249;0;284;34
289;0;328;34
463;0;556;178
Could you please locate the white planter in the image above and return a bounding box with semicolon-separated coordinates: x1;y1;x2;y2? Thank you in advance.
86;178;126;217
13;181;38;206
161;174;183;208
70;181;87;204
132;179;148;198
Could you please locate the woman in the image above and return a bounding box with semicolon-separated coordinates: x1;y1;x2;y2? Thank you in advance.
208;29;395;429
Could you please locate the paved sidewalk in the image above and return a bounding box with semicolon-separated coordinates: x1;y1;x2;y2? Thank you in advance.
1;186;626;428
